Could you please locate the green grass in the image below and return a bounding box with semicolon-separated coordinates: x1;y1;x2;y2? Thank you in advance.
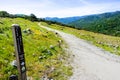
0;18;72;80
41;22;120;55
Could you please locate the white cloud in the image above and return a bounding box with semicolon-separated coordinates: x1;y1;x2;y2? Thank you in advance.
36;2;120;18
0;0;120;18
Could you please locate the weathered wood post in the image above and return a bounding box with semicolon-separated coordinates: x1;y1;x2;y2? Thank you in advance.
12;24;27;80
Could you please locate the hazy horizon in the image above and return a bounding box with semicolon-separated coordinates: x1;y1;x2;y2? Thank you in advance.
0;0;120;18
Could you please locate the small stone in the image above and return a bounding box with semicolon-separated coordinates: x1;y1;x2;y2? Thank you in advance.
8;72;11;75
26;28;30;31
50;45;54;49
23;30;27;33
27;28;32;34
39;56;43;59
9;75;18;80
46;50;50;54
73;55;75;57
11;60;17;67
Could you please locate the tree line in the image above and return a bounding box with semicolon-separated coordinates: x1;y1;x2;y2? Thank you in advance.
0;11;74;28
0;11;39;21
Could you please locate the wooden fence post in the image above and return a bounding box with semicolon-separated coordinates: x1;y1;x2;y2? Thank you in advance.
12;24;27;80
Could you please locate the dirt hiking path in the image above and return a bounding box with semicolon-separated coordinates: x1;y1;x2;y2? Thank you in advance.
39;24;120;80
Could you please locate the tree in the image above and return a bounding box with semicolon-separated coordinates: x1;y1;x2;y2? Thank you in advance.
29;13;38;21
0;11;9;17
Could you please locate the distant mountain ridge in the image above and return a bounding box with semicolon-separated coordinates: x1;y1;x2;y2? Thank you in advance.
70;11;120;27
69;11;120;36
44;16;83;24
45;11;120;37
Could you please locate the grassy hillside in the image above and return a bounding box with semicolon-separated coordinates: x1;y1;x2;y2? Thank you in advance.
0;18;72;79
42;22;120;56
70;11;120;37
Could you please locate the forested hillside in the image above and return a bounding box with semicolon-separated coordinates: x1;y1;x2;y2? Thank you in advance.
70;11;120;36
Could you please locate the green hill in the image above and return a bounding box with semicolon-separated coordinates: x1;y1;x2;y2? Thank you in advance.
0;18;72;79
70;11;120;37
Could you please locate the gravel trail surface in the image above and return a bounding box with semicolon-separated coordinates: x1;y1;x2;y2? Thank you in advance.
40;24;120;80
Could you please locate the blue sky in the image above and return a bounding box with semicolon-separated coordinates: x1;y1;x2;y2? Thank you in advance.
0;0;120;18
